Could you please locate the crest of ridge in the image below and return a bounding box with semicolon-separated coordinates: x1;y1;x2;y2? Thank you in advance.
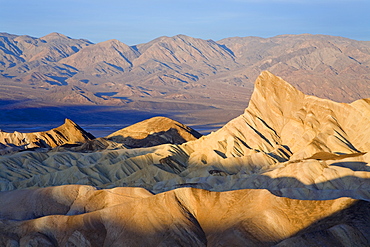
187;71;370;164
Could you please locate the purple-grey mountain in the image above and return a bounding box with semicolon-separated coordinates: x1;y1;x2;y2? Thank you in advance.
1;32;370;126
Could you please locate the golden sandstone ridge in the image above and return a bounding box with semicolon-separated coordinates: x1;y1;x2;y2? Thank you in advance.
0;71;370;246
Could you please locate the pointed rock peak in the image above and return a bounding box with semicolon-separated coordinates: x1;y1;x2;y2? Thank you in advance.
58;119;95;140
109;116;199;135
0;119;95;152
153;35;170;41
64;118;77;126
255;71;300;93
102;39;122;44
152;34;201;45
172;34;206;43
173;34;192;40
174;34;188;38
251;71;304;103
246;71;305;117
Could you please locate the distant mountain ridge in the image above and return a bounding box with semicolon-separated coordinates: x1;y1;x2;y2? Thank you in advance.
1;32;370;125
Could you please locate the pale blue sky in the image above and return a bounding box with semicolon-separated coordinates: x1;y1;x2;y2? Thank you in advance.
1;0;369;45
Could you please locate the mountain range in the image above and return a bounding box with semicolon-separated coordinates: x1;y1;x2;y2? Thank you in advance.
1;32;370;127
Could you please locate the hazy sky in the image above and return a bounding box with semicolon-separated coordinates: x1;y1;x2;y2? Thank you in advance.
1;0;369;45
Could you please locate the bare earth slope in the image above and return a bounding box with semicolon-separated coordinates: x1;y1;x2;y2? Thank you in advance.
0;72;369;245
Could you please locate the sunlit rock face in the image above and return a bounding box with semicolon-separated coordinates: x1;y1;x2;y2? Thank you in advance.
0;71;370;246
0;119;94;154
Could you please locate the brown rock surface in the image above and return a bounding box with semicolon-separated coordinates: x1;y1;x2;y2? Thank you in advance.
50;116;202;152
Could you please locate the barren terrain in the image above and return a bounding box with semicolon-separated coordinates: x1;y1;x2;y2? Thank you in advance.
0;72;369;246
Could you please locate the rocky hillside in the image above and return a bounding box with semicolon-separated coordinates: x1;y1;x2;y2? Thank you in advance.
0;116;202;154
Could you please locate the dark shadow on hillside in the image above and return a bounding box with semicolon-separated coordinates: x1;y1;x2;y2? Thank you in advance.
330;161;370;172
175;172;370;201
107;128;195;148
274;200;370;246
218;44;235;57
45;75;68;86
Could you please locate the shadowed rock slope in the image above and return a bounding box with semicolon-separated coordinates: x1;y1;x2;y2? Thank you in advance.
0;119;94;154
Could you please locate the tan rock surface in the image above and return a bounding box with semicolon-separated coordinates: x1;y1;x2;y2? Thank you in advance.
50;116;202;152
0;119;94;154
0;186;369;246
106;116;202;147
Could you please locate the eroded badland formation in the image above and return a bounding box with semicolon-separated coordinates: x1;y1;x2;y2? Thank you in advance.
0;71;370;246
